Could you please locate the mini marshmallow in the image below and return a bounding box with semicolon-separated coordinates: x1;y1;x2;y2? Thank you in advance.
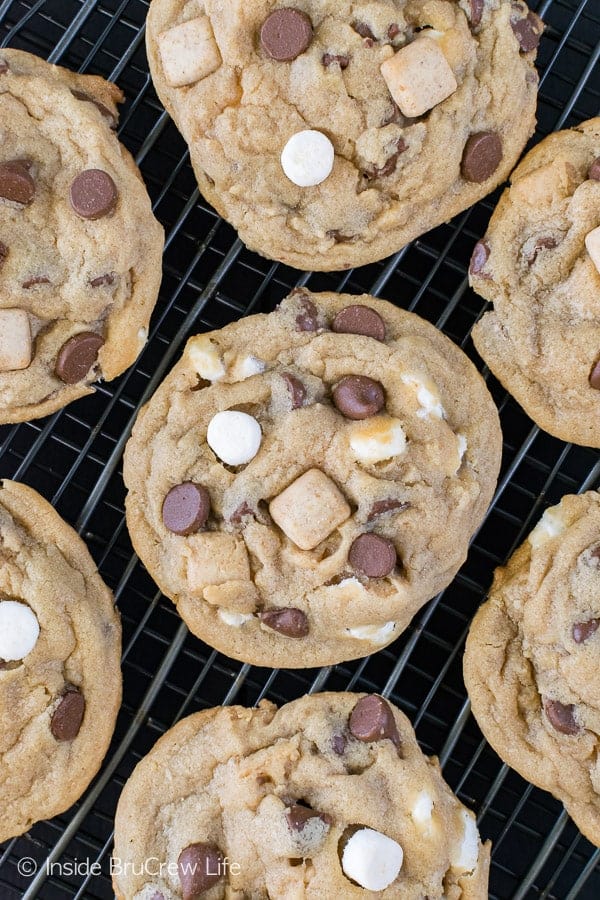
346;621;396;643
0;600;40;661
187;334;226;382
380;37;458;118
281;130;335;187
207;410;262;465
411;790;434;831
341;827;403;891
229;355;266;382
585;225;600;276
158;16;221;88
451;810;479;873
218;609;254;627
457;433;468;466
269;468;351;550
349;416;407;463
137;327;148;351
402;373;446;419
0;309;32;371
529;506;566;549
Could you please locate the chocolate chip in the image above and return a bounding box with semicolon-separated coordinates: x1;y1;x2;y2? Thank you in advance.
70;89;117;129
150;893;165;900
295;295;319;332
55;332;104;384
229;502;255;526
388;23;401;39
349;533;397;577
584;544;600;565
260;8;313;61
286;804;332;831
588;157;600;181
573;619;599;644
353;22;376;40
589;359;600;390
162;482;210;535
89;272;116;287
51;688;85;741
0;159;35;205
282;372;307;408
543;699;580;735
349;695;401;747
0;242;8;270
332;376;385;420
332;733;347;755
327;230;355;243
323;53;350;69
511;11;543;52
381;101;405;127
469;240;490;275
22;276;50;288
469;0;485;26
70;169;118;220
524;235;559;266
178;843;224;899
364;138;407;179
332;305;386;341
461;132;503;183
259;607;309;637
367;499;409;521
0;59;8;75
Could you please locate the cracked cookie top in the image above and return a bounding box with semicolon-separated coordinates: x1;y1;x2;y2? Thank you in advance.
146;0;539;270
470;117;600;447
0;479;121;842
464;491;600;847
123;290;501;668
113;692;489;899
0;49;164;424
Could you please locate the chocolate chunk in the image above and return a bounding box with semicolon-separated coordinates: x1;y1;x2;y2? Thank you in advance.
332;305;386;341
70;169;118;220
511;11;543;52
348;533;397;577
55;332;104;384
353;22;376;40
461;132;503;183
349;695;401;747
588;157;600;181
51;688;85;741
332;733;347;755
589;359;600;390
0;159;35;205
282;372;307;408
178;843;224;899
364;138;407;180
388;23;401;39
0;242;8;269
469;240;490;275
260;8;313;61
573;619;599;644
524;235;559;266
295;295;319;332
322;53;350;69
162;482;210;535
332;376;385;420
259;607;309;637
71;89;117;129
367;499;409;521
286;804;332;831
229;502;255;525
543;699;580;735
89;272;116;287
22;276;50;288
469;0;484;26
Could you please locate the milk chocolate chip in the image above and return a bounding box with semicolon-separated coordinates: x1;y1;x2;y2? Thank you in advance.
589;360;600;390
461;132;502;183
162;483;210;535
364;139;407;180
260;8;313;61
544;699;580;735
349;533;397;577
89;272;116;287
511;11;543;52
286;804;332;831
470;0;484;27
70;169;118;219
323;53;350;69
295;295;319;332
333;305;386;341
469;240;490;275
178;843;224;899
55;332;104;384
259;607;309;637
572;619;599;644
367;499;409;522
51;688;85;741
349;694;401;747
333;376;385;420
589;157;600;181
282;372;307;408
0;160;35;205
22;276;50;289
71;89;117;129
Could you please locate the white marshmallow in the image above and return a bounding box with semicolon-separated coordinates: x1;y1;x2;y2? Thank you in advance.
137;327;148;351
349;416;407;463
187;335;226;382
0;600;40;661
411;791;434;832
341;828;403;891
451;810;480;873
529;507;566;549
457;433;468;466
346;621;396;643
229;355;266;382
401;373;446;419
207;410;262;466
281;130;335;187
158;16;221;88
218;609;254;627
585;226;600;276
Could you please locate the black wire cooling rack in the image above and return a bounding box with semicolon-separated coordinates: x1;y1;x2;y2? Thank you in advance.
0;1;599;898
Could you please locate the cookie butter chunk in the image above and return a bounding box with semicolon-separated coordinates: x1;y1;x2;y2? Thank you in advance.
158;16;221;88
380;37;458;118
269;468;351;550
0;309;32;371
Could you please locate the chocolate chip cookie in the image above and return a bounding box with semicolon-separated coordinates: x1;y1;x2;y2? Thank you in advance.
470;118;600;447
123;290;501;668
113;692;489;898
464;491;600;847
0;49;164;423
0;479;121;841
146;0;540;271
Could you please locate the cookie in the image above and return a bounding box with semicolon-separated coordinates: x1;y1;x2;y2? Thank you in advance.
464;491;600;847
123;290;501;668
0;479;121;841
146;0;540;271
470;118;600;447
113;692;490;898
0;49;164;424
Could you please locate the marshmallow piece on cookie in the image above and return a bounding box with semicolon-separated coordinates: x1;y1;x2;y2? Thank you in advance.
207;410;262;465
451;810;480;873
380;37;458;118
585;226;600;275
269;468;351;550
0;600;40;660
401;372;446;419
349;416;407;463
187;334;225;382
158;17;221;88
346;621;396;643
0;309;32;371
229;354;266;382
529;506;566;548
341;828;403;891
281;130;335;187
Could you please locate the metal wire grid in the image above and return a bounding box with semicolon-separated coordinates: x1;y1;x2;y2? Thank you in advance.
0;0;597;897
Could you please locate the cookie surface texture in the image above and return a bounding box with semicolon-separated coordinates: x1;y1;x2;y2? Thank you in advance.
146;0;540;270
124;290;502;667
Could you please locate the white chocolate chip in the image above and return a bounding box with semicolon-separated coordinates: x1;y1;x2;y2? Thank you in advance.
158;16;221;88
229;355;266;382
411;791;434;832
187;335;226;382
380;37;458;118
207;411;262;466
269;468;351;551
281;130;335;187
0;309;32;371
585;225;600;275
218;609;254;627
0;600;40;660
341;828;403;891
401;373;446;419
451;810;480;873
346;621;396;643
349;416;407;463
529;507;566;549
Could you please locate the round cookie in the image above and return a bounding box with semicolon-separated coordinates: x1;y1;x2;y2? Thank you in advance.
113;692;490;898
146;0;540;271
470;118;600;447
0;49;164;424
0;479;122;841
123;290;502;668
464;492;600;847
